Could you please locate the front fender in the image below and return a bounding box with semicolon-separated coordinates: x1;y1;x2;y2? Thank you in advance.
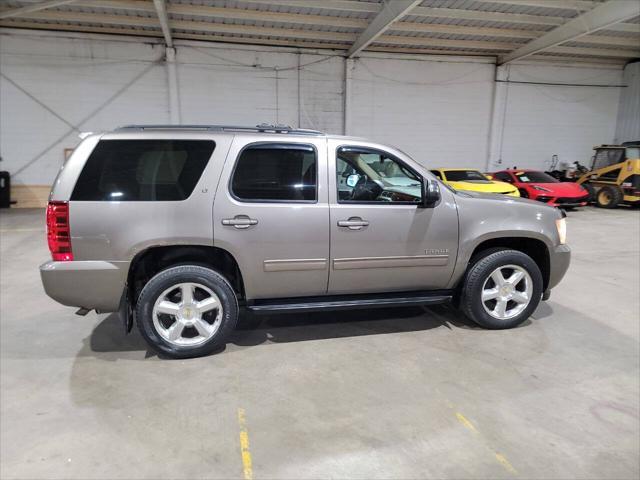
447;192;561;288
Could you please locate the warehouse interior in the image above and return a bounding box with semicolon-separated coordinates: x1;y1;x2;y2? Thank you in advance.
1;1;639;479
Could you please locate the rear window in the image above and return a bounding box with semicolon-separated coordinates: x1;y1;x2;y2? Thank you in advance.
231;144;317;202
71;140;215;201
445;170;488;182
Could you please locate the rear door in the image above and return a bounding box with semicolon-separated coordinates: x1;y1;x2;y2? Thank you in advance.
327;140;459;295
213;136;329;300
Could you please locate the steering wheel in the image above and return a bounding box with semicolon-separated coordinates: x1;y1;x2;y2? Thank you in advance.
351;175;384;201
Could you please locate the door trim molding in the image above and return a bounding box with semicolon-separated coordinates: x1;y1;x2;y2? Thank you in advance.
333;254;449;270
264;258;328;272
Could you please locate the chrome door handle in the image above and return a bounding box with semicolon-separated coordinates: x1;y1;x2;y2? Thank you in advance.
222;215;258;229
337;217;369;230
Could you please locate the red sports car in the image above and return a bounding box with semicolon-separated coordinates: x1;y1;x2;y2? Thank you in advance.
491;169;590;208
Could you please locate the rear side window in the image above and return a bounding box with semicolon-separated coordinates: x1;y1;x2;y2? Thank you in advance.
71;140;215;201
231;144;317;202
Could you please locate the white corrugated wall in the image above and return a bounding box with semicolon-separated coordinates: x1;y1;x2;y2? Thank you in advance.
0;29;632;195
615;61;640;144
488;63;623;172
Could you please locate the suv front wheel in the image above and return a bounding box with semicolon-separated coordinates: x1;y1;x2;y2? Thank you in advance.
460;249;543;329
136;265;239;358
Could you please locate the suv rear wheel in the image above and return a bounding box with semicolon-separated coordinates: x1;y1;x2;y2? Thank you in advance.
460;249;543;329
136;265;238;358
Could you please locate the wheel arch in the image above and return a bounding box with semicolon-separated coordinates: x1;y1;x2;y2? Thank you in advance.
127;245;246;308
472;237;550;290
454;235;551;292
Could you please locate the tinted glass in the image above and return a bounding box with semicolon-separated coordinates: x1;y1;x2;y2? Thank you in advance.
445;170;488;182
72;140;214;201
231;144;316;201
593;149;624;169
514;171;558;183
430;170;443;180
493;172;513;182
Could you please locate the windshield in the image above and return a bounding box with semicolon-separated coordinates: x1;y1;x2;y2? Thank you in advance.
514;171;558;183
626;147;640;159
593;149;624;169
445;170;488;182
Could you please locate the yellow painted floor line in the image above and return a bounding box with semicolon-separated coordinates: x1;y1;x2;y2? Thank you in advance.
455;412;478;434
455;410;518;475
237;408;253;480
495;452;518;474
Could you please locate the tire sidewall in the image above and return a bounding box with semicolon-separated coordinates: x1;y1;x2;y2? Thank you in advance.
136;265;238;359
462;250;543;329
596;186;622;209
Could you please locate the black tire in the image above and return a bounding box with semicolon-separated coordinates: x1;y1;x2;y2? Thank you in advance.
595;185;622;209
582;182;596;202
136;265;238;359
460;249;543;329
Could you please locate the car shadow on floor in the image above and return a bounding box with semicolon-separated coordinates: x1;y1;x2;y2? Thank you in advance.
81;303;484;360
229;304;464;347
82;300;551;360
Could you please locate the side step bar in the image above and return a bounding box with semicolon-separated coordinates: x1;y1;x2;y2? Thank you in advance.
246;290;452;314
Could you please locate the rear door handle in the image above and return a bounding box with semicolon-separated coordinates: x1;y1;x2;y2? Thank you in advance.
338;217;369;230
222;215;258;229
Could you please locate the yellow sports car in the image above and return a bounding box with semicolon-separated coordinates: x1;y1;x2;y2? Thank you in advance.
430;168;520;197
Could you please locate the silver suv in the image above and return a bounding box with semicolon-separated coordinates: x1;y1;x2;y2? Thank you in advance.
41;125;570;358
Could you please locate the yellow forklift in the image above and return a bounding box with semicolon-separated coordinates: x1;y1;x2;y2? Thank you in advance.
577;142;640;208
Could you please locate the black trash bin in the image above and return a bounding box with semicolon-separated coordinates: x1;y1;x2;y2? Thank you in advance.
0;171;10;208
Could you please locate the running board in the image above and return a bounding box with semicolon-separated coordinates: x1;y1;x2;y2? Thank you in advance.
246;290;452;314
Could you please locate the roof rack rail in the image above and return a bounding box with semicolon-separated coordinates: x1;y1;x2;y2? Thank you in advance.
115;124;325;136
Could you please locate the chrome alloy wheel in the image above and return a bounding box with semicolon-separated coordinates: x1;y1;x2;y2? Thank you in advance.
481;265;533;320
152;282;223;347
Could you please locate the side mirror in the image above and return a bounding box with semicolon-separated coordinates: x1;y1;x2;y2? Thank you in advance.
420;179;440;208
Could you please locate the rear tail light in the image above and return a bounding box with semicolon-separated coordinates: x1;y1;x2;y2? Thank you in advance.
46;201;73;261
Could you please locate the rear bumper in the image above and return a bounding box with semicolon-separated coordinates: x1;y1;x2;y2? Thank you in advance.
548;244;571;290
40;260;129;312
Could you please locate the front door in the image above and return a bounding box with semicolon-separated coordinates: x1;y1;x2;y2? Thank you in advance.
327;140;458;294
213;137;329;300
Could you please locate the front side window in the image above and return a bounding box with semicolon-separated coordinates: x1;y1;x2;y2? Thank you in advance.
336;147;422;203
231;144;316;202
71;140;215;201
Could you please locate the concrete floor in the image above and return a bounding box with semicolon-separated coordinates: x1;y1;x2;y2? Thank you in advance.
1;207;638;480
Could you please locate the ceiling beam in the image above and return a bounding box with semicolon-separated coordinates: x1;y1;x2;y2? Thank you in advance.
347;0;422;57
499;0;640;64
573;34;640;48
234;0;380;13
231;0;638;33
476;0;596;10
378;35;515;51
2;19;637;64
152;0;172;47
545;45;640;59
0;0;77;19
2;4;638;61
